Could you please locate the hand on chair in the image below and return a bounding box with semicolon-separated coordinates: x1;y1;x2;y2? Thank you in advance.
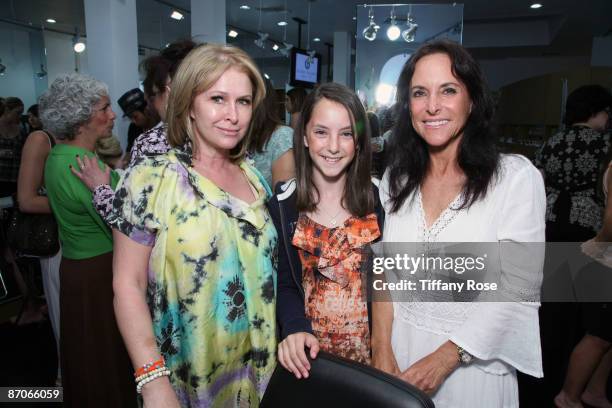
278;332;320;379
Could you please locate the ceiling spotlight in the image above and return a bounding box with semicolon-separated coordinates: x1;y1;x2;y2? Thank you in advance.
530;3;543;8
228;30;238;38
277;21;288;26
272;43;279;51
73;41;86;53
401;11;418;42
46;18;56;24
170;10;184;20
264;73;270;79
387;25;400;41
306;49;316;65
36;64;47;79
0;59;6;76
73;33;86;53
313;37;320;42
280;42;293;57
386;8;400;41
352;16;357;21
362;7;379;41
239;4;250;10
254;31;269;48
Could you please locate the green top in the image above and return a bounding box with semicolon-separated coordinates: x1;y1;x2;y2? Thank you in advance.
44;143;119;260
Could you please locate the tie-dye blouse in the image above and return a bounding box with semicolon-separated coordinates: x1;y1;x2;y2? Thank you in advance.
111;145;277;407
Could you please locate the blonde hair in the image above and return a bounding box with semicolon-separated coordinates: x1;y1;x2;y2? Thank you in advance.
95;135;123;166
166;43;265;162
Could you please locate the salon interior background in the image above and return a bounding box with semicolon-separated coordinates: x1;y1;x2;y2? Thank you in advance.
1;0;611;151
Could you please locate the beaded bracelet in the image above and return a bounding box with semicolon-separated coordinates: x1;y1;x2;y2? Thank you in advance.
134;357;165;378
136;369;171;394
135;367;168;383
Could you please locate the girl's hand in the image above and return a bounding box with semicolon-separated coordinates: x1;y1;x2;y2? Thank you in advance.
277;332;320;379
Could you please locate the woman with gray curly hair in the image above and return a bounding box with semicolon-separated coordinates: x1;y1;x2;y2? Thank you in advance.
41;73;136;407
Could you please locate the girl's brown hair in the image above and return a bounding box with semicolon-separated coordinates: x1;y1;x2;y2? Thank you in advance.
294;82;374;216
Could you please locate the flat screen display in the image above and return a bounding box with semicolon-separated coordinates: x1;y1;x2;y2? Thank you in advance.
290;48;321;88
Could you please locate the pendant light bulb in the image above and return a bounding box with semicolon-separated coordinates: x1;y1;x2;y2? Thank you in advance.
363;6;379;41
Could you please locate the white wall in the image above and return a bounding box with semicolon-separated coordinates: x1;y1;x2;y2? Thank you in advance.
0;23;43;108
44;30;90;84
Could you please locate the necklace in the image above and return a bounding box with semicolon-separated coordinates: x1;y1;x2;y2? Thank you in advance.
318;206;344;227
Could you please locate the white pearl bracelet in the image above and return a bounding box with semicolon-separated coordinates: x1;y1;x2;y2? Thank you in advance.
135;367;168;383
136;369;171;394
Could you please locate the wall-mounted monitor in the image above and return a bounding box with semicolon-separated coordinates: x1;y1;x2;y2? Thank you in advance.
290;48;321;88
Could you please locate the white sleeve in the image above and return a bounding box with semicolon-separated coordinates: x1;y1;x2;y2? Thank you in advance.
449;158;546;378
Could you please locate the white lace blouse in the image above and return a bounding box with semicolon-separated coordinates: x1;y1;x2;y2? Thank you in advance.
379;154;546;379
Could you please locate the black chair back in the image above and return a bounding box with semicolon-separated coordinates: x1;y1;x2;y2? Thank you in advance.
261;351;435;408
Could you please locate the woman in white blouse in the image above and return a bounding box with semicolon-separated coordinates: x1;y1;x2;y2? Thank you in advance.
372;39;546;408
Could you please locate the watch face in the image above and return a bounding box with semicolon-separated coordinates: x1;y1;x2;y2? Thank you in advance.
457;347;473;364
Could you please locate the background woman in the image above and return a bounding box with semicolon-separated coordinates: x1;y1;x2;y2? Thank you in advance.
0;97;25;197
555;161;612;408
535;85;612;242
112;44;276;407
286;87;307;129
16;116;61;381
41;73;135;407
26;104;43;133
268;83;384;379
248;78;295;189
374;40;545;407
534;85;612;405
72;39;197;222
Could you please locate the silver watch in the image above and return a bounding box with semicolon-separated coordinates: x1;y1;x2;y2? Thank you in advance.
457;346;474;364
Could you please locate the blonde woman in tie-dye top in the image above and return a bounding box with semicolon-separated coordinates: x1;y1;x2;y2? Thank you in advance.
111;44;276;407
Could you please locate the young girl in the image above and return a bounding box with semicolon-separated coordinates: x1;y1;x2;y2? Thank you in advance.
268;82;384;379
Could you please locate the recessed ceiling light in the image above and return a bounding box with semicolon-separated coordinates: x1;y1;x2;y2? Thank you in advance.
170;10;184;20
277;21;288;26
228;30;238;38
46;18;56;24
240;4;250;10
313;37;321;42
530;3;543;8
353;16;357;20
272;44;279;51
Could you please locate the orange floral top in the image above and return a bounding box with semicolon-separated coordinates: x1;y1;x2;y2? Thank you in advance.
292;213;381;364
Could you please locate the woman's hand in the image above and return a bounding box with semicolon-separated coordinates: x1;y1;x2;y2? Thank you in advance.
400;341;460;395
70;154;110;192
141;376;181;408
277;332;320;379
372;344;401;377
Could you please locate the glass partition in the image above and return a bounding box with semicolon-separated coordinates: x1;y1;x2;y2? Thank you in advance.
355;3;463;111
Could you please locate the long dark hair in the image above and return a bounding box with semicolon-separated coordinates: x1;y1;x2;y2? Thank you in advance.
248;78;283;153
287;87;307;113
141;39;197;97
294;82;374;216
386;39;499;213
